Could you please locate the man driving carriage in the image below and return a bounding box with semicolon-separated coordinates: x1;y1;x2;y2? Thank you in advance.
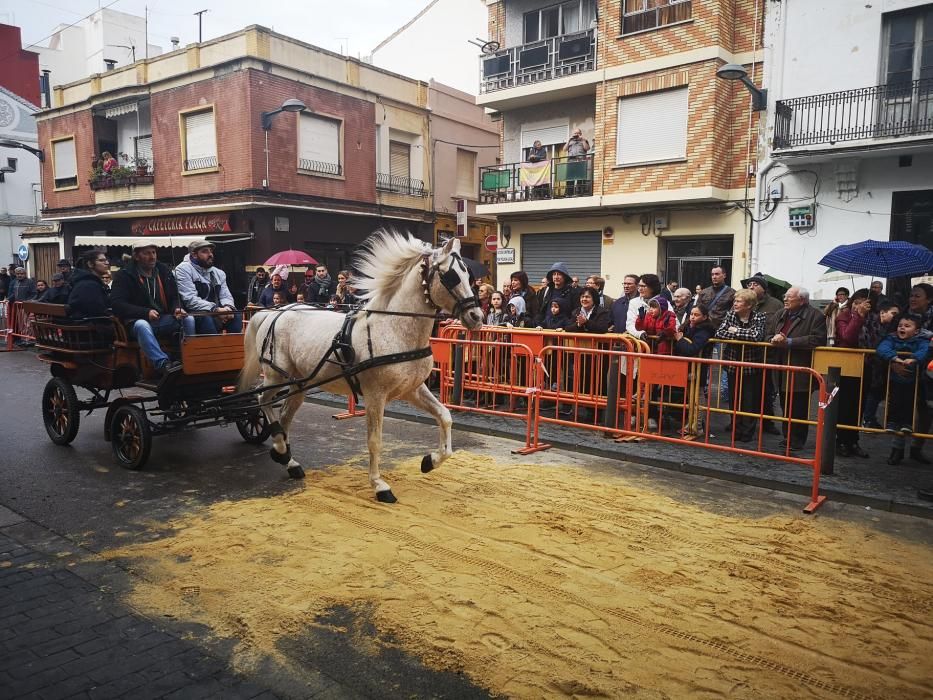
110;240;189;377
174;239;242;335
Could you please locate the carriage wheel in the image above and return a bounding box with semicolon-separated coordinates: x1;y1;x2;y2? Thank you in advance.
42;377;80;446
236;411;271;444
111;405;152;470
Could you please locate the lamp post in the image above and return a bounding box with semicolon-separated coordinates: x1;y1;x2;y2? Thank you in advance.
259;98;306;189
0;139;45;162
715;63;768;112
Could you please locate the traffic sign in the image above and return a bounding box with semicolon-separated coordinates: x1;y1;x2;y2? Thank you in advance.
17;244;28;262
484;235;497;252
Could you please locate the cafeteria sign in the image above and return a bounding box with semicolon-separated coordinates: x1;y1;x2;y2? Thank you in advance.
131;214;232;236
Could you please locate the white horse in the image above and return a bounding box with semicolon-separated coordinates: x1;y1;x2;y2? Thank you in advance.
238;230;484;502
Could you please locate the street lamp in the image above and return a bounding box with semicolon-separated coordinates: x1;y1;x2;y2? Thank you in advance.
715;63;768;112
260;99;306;189
0;139;45;162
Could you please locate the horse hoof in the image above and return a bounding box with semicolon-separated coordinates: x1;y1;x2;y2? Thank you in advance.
270;445;292;465
287;465;305;479
420;454;434;473
376;490;397;504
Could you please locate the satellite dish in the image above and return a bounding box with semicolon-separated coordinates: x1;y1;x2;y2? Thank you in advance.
481;40;501;55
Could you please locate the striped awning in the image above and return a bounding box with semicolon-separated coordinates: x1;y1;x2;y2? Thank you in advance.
103;101;138;119
74;233;253;248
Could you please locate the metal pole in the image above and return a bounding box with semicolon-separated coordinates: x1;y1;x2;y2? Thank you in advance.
820;366;841;476
452;344;464;405
264;129;270;189
194;10;207;43
603;355;620;430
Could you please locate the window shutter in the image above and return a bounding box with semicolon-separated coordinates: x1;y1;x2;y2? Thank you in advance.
184;110;216;162
299;114;340;168
456;149;476;196
389;141;410;179
617;87;688;165
521;125;569;150
53;139;77;180
135;135;153;166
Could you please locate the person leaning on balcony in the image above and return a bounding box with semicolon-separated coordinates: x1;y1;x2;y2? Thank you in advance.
766;286;827;451
101;151;117;174
527;140;548;162
564;128;589;157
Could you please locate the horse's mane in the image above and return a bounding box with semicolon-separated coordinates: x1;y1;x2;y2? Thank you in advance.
352;228;432;306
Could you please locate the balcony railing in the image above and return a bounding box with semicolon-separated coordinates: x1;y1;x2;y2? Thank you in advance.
89;165;154;190
299;158;342;176
479;154;594;204
479;28;595;94
376;172;427;197
774;77;933;150
183;156;218;171
622;0;692;35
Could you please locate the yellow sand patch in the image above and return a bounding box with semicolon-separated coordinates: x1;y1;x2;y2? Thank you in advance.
102;452;933;698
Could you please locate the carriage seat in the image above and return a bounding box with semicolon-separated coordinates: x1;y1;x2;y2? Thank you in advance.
23;302;115;354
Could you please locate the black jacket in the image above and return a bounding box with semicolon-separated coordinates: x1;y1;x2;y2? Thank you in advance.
39;284;71;305
564;304;611;333
111;261;181;324
66;269;110;320
302;276;335;305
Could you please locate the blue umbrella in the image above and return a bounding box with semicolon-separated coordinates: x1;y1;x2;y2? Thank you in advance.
818;240;933;277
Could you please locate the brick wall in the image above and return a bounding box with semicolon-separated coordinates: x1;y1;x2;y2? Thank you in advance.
487;1;505;47
38;111;95;211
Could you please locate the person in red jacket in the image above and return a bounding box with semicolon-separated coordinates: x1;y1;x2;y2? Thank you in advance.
635;296;678;355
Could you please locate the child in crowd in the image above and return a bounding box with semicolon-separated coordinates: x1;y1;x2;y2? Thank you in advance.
505;296;528;327
272;291;285;306
542;297;571;331
487;291;508;326
876;313;931;464
860;300;901;427
635;296;678;354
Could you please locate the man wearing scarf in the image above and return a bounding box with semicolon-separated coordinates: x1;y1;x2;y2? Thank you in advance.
111;240;189;377
175;240;241;334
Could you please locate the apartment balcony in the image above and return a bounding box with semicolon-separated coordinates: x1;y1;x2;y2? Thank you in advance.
90;165;155;204
773;77;933;158
476;29;597;111
477;154;596;214
376;172;427;197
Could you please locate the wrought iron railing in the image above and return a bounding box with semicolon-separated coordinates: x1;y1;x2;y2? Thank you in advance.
479;28;595;94
478;154;594;204
298;158;342;176
774;77;933;149
376;172;427;196
622;0;692;35
183;156;218;171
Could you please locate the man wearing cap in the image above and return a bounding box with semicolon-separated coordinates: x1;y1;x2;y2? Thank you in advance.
174;240;242;334
39;273;70;304
57;258;73;284
111;240;188;377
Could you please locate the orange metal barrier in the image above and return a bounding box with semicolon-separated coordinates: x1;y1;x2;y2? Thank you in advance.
3;301;34;351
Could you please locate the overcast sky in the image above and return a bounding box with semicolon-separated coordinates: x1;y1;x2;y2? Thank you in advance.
1;0;429;59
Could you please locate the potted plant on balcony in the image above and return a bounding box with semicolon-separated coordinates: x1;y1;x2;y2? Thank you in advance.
133;155;149;176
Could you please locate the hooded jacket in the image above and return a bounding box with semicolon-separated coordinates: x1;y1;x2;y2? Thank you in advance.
534;262;581;326
505;295;528;327
635;297;678;354
174;255;235;312
543;295;572;330
66;268;110;320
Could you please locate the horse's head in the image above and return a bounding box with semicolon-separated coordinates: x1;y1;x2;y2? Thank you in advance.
424;237;484;330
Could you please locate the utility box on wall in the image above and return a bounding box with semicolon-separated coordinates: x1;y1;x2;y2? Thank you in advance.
788;205;814;230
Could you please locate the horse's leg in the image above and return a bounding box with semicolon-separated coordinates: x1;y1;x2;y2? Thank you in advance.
269;389;306;479
365;393;396;503
405;382;452;474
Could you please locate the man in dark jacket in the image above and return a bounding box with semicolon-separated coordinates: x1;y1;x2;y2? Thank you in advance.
697;266;735;328
302;264;335;305
534;262;581;327
39;273;71;304
742;273;785;435
7;267;37;302
0;267;8;300
767;286;827;450
57;258;74;284
110;240;188;376
610;274;639;332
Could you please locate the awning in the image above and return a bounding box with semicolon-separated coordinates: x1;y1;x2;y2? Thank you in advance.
74;233;253;248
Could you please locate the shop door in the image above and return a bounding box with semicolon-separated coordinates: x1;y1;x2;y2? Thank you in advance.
664;238;733;292
32;243;60;284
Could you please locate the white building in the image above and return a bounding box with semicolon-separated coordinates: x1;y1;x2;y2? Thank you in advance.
367;0;488;94
0;87;41;269
756;0;933;302
34;8;162;96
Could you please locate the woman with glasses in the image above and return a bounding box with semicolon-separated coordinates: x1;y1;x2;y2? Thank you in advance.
67;249;111;321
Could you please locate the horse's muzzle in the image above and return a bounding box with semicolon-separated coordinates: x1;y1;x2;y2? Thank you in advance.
461;308;484;330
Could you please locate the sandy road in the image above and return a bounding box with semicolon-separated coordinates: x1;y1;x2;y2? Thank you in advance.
101;442;933;699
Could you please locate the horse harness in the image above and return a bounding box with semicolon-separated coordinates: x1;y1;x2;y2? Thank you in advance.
256;250;478;401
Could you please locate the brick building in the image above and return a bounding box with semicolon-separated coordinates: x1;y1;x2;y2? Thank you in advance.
35;26;445;301
476;0;764;296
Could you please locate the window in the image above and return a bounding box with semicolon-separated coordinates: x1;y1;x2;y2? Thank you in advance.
455;149;477;197
181;108;217;171
299;113;342;176
51;137;77;189
883;7;933;89
521;124;569;160
389;141;411;180
134;134;152;171
622;0;692;35
523;0;594;43
616;87;688;166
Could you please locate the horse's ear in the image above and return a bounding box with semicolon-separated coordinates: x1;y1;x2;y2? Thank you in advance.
441;236;458;256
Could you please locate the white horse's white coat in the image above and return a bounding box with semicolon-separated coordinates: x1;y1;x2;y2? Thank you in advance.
239;231;484;501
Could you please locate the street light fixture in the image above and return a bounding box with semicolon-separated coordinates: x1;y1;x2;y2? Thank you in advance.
716;63;768;112
0;139;45;162
260;99;307;189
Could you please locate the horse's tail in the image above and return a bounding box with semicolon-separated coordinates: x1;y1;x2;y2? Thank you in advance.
238;312;263;393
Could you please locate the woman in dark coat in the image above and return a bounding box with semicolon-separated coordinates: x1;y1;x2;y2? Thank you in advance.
67;249;111;320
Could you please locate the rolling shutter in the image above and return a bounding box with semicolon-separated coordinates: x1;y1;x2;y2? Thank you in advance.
389;141;410;179
135;135;153;166
456;149;476;196
520;231;602;284
617;87;688;165
183;110;216;162
299;114;340;167
52;138;76;181
521;125;569;150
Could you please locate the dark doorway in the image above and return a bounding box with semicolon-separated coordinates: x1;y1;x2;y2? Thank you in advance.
889;189;933;304
664;237;733;293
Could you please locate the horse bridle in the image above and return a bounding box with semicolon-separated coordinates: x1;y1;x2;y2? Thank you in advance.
420;251;480;318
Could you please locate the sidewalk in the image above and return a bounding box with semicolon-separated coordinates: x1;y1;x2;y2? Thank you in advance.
308;393;933;519
0;505;292;700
